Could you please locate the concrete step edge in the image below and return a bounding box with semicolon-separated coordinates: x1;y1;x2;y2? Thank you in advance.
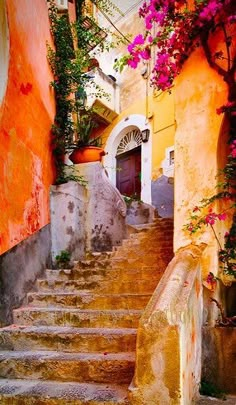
0;378;130;403
0;325;137;335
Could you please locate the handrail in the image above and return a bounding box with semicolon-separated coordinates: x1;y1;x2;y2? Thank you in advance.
101;166;127;217
129;244;205;405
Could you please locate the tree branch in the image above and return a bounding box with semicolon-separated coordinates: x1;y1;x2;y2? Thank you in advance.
211;298;236;326
200;31;227;79
221;23;231;72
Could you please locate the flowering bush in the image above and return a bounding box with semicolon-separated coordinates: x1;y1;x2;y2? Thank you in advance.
118;0;236;92
118;0;236;283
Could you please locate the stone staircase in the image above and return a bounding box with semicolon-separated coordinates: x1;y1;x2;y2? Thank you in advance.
0;218;173;404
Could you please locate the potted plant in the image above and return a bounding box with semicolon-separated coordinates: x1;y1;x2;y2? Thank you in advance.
69;108;106;164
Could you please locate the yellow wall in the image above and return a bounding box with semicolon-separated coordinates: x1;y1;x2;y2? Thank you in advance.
101;89;175;177
151;90;175;178
98;7;175;172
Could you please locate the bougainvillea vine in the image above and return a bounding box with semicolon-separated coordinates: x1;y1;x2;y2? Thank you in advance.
118;0;236;281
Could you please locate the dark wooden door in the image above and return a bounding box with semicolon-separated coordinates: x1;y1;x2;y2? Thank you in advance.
116;147;141;197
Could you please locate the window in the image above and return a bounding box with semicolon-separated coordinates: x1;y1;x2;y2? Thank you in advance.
169;150;174;165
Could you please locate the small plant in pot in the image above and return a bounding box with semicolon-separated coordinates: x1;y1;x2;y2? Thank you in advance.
69;108;106;164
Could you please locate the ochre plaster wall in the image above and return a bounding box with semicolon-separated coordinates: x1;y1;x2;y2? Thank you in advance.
174;46;228;278
151;91;175;178
0;0;55;255
98;6;175;183
102;91;175;178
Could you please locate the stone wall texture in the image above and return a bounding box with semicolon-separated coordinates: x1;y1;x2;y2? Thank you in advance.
50;163;127;261
0;225;51;325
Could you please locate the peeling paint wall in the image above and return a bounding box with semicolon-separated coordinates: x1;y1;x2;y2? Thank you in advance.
0;225;51;325
50;182;87;262
0;0;55;255
202;326;236;394
50;163;127;260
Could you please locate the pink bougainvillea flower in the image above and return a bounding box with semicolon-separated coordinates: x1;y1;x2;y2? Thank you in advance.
232;149;236;158
218;213;227;221
127;57;140;69
216;106;224;114
140;48;151;60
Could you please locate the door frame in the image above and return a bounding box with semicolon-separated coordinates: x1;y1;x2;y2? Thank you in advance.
104;114;152;204
116;145;141;197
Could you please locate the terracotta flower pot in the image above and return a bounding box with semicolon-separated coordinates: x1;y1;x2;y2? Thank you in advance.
69;146;106;164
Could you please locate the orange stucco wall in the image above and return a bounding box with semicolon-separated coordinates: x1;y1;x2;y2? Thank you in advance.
174;42;229;279
0;0;55;255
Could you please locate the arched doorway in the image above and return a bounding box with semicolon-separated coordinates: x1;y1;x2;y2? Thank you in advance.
0;1;9;104
116;129;142;198
104;114;152;203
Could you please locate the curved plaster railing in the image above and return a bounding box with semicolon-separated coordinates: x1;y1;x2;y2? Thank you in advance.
129;244;205;405
101;166;127;217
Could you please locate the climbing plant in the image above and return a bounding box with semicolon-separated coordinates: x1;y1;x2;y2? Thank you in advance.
117;0;236;281
47;0;122;184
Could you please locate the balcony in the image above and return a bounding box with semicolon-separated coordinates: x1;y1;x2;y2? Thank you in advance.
86;68;119;124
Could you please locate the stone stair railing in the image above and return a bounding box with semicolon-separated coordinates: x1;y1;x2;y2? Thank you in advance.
129;244;205;405
51;162;127;262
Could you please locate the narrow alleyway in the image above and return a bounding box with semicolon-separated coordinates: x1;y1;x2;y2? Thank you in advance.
0;219;173;403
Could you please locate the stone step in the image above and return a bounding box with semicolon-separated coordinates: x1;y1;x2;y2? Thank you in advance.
112;249;173;261
0;351;135;384
37;277;159;294
120;236;173;247
74;259;112;270
111;256;173;268
114;243;173;256
27;292;151;310
85;251;114;260
0;326;137;353
45;266;163;282
196;396;236;404
130;221;173;232
13;308;143;328
0;379;130;404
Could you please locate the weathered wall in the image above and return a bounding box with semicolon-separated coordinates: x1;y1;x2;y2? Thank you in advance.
0;0;55;255
174;46;228;279
98;10;147;112
75;162;127;252
50;181;87;262
0;225;51;325
202;326;236;394
125;201;156;225
151;175;174;218
50;163;127;260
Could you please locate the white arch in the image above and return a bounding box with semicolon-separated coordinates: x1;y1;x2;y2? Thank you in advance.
0;0;9;104
104;114;152;204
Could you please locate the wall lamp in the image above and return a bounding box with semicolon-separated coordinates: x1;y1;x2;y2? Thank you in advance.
141;128;150;143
